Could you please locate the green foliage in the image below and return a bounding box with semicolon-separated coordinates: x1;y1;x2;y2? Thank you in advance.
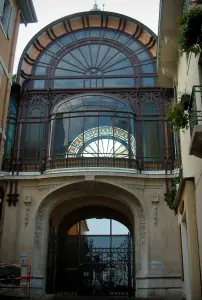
178;6;202;55
167;103;189;131
166;188;176;209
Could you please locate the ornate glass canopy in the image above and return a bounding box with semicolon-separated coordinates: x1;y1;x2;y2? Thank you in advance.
18;11;157;90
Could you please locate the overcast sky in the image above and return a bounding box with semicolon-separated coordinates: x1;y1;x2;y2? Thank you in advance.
13;0;160;73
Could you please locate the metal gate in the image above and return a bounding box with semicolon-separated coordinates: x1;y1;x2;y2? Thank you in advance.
54;233;134;296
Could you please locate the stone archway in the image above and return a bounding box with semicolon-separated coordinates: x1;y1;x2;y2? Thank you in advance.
32;180;148;294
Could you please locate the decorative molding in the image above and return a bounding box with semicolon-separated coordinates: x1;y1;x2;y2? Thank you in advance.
138;208;146;251
38;183;64;192
24;207;30;226
24;194;32;204
85;174;95;181
151;195;159;226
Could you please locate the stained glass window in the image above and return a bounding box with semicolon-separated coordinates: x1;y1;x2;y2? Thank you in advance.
51;95;135;160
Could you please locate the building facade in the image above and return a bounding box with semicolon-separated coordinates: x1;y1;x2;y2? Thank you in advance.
158;0;202;299
0;8;182;299
0;0;37;240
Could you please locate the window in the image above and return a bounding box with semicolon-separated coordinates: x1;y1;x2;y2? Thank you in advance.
51;95;136;159
0;0;14;39
142;103;160;161
24;28;156;89
24;106;44;161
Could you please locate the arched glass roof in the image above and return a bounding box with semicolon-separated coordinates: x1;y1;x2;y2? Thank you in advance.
17;11;157;89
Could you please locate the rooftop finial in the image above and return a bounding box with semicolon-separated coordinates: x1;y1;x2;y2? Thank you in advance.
91;0;101;11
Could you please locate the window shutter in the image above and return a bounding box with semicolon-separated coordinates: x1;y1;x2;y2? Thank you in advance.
7;5;14;39
0;0;5;18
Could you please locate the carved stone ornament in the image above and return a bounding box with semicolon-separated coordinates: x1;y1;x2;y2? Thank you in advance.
85;174;95;181
151;195;159;226
138;208;146;251
24;207;30;226
24;194;32;204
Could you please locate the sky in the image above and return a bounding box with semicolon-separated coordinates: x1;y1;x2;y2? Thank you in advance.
13;0;160;73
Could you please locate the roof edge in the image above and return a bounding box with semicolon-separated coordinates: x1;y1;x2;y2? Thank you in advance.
17;0;38;24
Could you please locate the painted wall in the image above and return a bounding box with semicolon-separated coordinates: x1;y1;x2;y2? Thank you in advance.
176;50;202;292
178;180;201;300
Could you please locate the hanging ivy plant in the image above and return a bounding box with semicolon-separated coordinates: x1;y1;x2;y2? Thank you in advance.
178;6;202;55
167;103;189;131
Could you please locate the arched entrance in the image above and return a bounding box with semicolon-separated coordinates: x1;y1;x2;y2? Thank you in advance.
32;180;148;296
46;205;134;296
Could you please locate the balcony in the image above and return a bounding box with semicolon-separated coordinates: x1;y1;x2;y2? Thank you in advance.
1;157;179;175
189;86;202;159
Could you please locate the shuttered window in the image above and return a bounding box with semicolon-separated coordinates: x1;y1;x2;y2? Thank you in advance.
0;0;14;39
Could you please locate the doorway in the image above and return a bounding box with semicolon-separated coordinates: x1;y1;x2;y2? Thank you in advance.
46;212;134;297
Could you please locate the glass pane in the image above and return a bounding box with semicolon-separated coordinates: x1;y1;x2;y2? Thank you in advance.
48;43;62;54
35;66;47;75
128;41;141;52
140;63;155;73
54;79;83;89
5;122;15;159
57;61;85;73
68;117;84;156
33;80;45;89
143;120;160;159
59;34;74;45
104;78;134;87
54;118;67;157
105;67;134;76
141;77;155;87
55;69;83;76
89;30;101;38
136;51;151;62
74;31;86;40
117;34;131;45
39;53;53;64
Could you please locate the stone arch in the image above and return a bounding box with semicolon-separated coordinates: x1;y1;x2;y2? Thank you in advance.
32;180;149;293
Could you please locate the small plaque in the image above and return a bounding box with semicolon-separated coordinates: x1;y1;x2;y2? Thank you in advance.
151;261;163;269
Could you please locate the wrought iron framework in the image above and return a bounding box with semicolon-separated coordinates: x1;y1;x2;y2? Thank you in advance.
49;219;134;296
2;11;178;174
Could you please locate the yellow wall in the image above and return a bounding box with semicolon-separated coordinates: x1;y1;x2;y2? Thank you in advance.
178;180;201;300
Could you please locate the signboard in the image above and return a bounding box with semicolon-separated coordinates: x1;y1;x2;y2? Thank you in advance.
20;252;27;264
151;261;163;269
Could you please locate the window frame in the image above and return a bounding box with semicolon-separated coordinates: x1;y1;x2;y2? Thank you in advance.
0;0;14;40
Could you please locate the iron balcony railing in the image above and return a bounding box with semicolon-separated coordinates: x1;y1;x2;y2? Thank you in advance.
1;157;179;174
188;85;202;135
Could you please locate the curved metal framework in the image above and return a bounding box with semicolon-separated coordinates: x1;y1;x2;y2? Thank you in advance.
2;11;178;173
17;11;157;90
